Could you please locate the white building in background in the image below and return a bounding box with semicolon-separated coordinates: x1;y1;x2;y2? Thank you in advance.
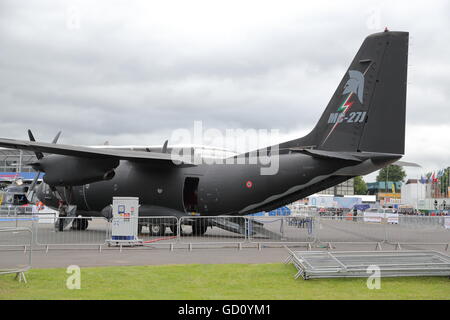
401;178;450;211
401;179;427;208
307;194;376;209
318;179;354;196
346;195;376;203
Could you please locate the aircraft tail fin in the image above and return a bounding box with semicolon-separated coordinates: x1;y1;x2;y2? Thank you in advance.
282;31;409;155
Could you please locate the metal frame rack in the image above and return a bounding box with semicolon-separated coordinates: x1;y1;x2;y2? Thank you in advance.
285;248;450;280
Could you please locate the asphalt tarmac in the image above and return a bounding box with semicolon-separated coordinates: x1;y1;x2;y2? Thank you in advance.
1;215;448;269
2;242;448;270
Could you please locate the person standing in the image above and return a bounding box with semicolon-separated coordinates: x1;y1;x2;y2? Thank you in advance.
353;207;358;221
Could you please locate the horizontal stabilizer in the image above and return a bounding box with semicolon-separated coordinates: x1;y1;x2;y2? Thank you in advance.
290;148;363;161
290;148;405;164
393;160;421;167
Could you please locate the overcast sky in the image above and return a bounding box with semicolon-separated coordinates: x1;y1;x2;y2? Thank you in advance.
1;0;449;182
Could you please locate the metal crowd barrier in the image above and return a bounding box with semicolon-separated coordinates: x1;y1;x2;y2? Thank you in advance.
247;216;315;246
386;215;449;249
35;216;110;250
176;216;246;250
137;216;179;246
0;206;17;216
316;215;386;246
0;213;447;252
314;214;449;250
398;215;445;228
0;227;32;282
0;206;35;216
285;248;450;280
0;215;37;230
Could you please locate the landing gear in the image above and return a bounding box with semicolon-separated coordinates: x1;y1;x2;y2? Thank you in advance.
54;186;77;232
169;224;179;235
139;218;178;236
150;224;166;236
56;203;67;232
55;203;77;232
72;218;89;230
192;219;208;236
58;218;64;232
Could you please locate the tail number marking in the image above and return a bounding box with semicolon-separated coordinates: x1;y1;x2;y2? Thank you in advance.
328;111;366;124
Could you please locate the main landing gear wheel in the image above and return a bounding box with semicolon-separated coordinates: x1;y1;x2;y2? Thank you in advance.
169;225;179;235
58;219;64;232
72;218;89;230
150;224;166;236
192;220;208;236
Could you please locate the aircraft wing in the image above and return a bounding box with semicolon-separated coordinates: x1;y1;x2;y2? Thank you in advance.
0;137;193;165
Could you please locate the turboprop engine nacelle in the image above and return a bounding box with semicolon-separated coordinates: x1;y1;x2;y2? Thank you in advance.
35;155;119;186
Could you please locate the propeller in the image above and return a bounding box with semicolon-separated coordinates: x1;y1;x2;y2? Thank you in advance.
145;140;168;153
51;131;62;144
26;171;40;202
162;140;168;153
27;130;43;160
26;130;62;202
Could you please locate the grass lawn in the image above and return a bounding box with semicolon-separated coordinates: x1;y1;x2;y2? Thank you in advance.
0;263;449;300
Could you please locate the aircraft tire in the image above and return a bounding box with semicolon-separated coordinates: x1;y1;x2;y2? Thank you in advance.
192;220;208;236
72;219;80;230
72;218;88;230
169;225;178;235
80;219;88;230
150;224;165;236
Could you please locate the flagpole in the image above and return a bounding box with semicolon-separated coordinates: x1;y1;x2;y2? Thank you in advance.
416;171;419;212
446;167;449;200
433;172;436;199
447;167;449;201
416;172;418;211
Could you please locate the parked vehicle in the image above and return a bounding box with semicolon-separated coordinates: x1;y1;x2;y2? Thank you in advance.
363;208;399;224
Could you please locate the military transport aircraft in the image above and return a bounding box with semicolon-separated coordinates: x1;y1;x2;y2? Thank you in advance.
0;30;409;234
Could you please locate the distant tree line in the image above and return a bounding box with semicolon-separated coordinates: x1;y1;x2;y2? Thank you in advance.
376;165;406;182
